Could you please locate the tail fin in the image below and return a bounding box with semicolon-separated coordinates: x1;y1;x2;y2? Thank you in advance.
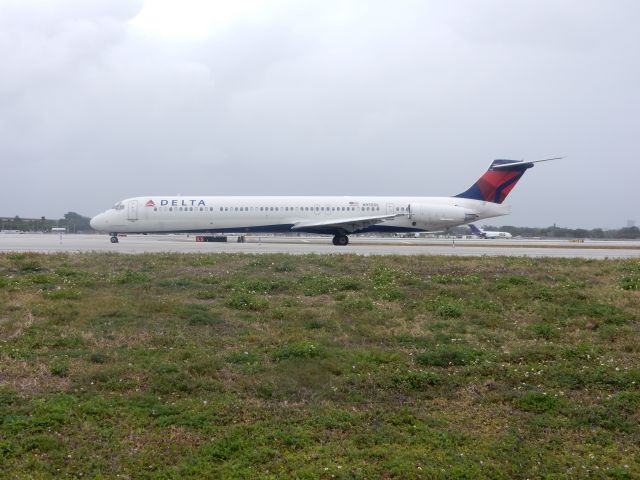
455;159;533;204
468;224;484;235
455;157;561;203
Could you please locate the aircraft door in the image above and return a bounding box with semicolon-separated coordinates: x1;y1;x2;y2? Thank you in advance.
127;200;138;221
387;203;395;215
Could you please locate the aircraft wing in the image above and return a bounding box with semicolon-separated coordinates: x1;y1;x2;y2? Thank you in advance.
292;213;406;234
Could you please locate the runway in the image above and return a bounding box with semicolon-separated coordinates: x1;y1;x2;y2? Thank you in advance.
1;233;640;258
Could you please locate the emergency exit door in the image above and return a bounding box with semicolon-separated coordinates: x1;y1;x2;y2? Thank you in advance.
127;200;138;221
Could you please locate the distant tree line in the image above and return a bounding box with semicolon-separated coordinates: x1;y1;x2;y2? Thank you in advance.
475;225;640;239
0;212;92;233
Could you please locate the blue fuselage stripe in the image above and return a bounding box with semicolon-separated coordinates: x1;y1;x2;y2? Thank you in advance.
129;223;425;235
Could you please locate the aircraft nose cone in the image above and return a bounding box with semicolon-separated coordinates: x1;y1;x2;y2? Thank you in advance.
90;213;105;231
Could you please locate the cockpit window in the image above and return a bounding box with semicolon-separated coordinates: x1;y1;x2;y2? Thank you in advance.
112;202;125;211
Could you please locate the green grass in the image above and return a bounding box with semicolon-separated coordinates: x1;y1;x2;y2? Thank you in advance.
0;253;639;478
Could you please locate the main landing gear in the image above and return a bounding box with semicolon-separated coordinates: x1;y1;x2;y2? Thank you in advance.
110;234;119;244
332;234;349;246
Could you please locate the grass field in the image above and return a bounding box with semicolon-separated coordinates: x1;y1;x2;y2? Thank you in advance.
1;253;639;479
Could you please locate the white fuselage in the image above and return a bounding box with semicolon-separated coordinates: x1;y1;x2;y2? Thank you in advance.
90;195;511;236
480;231;513;239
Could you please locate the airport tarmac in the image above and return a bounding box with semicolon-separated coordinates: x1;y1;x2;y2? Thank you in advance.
1;233;640;258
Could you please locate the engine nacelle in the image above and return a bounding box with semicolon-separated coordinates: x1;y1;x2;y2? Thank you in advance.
408;203;479;230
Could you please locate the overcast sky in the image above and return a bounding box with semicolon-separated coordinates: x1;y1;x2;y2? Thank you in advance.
1;0;638;228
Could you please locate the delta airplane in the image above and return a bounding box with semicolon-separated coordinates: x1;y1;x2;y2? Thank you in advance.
468;224;513;239
90;158;558;246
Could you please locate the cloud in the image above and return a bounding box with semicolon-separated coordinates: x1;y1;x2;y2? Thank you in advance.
0;0;638;228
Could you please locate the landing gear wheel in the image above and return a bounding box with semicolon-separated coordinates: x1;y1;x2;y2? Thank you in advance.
110;235;119;244
332;234;349;246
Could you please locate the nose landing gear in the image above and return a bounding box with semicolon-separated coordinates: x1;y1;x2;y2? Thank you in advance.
332;234;349;246
110;234;119;244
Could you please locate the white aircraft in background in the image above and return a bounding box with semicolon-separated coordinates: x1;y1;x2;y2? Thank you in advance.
468;224;513;239
90;158;558;246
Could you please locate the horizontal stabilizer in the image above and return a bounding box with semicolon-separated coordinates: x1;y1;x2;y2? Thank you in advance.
491;157;564;170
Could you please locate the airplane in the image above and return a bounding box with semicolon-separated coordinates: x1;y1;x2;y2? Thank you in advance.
90;158;559;245
468;224;513;239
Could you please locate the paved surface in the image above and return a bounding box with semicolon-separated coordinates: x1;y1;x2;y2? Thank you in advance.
1;234;640;258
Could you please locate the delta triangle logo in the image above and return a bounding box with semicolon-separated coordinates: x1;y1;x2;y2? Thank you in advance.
145;199;156;207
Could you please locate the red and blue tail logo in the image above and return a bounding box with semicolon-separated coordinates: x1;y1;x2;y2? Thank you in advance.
455;159;534;204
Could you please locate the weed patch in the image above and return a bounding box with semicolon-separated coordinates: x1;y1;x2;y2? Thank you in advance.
42;289;81;300
179;304;224;326
114;269;149;284
416;345;484;367
226;292;268;311
337;296;374;313
619;262;640;290
436;302;462;318
392;370;443;390
495;275;531;289
272;342;321;361
529;323;556;340
515;391;562;414
49;361;70;377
